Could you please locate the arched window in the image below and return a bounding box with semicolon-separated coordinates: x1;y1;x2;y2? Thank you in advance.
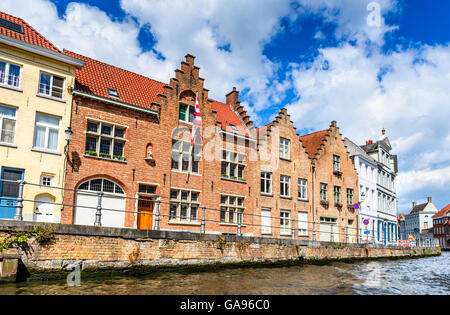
78;178;124;195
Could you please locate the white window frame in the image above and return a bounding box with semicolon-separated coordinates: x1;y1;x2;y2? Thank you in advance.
169;189;200;223
280;137;290;160
333;155;340;171
85;120;126;160
220;195;245;224
40;175;53;186
221;150;245;180
171;140;200;174
260;171;272;195
0;60;22;89
298;178;307;200
179;102;195;124
38;72;65;100
280;210;291;235
33;113;61;153
320;183;328;201
0;104;17;145
280;175;291;198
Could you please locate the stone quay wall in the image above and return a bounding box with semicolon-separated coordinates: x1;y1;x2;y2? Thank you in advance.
0;220;441;274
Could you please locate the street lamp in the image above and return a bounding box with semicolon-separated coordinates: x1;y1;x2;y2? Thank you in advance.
64;126;74;154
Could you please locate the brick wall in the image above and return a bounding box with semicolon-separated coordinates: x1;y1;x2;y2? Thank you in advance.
0;221;440;272
310;122;359;242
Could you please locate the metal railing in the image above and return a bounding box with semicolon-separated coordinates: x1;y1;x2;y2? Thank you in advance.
0;178;439;248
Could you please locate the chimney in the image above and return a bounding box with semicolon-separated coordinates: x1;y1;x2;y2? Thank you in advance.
412;201;417;208
330;121;337;127
226;87;239;107
366;140;373;145
427;197;432;203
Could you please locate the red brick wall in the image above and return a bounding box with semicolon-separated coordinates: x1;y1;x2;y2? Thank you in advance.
63;55;258;236
310;122;359;242
257;109;313;239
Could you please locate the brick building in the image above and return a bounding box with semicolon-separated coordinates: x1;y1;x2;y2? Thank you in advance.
62;52;258;236
256;109;312;239
433;204;450;250
299;122;359;243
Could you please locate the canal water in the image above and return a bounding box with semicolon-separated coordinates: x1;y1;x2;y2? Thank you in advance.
1;252;448;295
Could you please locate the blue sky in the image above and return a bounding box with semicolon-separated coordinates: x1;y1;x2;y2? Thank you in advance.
1;0;449;212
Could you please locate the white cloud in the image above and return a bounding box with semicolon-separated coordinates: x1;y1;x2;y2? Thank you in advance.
397;166;450;196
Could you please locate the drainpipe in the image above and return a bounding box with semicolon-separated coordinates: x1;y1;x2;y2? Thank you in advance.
311;163;316;237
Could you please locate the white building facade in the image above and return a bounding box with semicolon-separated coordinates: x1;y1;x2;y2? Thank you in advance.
360;130;399;246
344;138;378;243
404;198;438;244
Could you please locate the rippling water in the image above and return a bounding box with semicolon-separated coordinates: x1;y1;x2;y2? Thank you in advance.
1;252;448;295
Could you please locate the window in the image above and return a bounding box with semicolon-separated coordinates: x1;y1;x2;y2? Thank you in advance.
334;186;341;204
280;210;291;235
138;184;156;194
0;105;16;144
38;72;64;99
280;138;290;159
333;155;340;171
260;172;272;194
220;195;244;224
33;113;60;152
169;189;199;222
347;188;354;205
40;175;53;186
179;103;195;123
298;212;308;236
108;88;118;97
320;183;328;201
221;150;245;180
85;121;126;160
280;175;291;198
298;178;307;200
172;140;200;173
261;209;271;234
78;178;124;194
229;124;238;133
0;60;21;88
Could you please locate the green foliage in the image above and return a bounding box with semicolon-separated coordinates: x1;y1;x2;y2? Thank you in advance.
85;150;97;156
0;225;55;253
32;225;55;245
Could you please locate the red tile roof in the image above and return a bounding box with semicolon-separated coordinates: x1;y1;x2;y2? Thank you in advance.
433;204;450;218
0;11;61;53
64;50;165;110
211;100;249;137
299;129;329;159
65;50;251;136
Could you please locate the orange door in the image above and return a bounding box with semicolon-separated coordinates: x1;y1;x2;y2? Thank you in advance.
137;197;154;230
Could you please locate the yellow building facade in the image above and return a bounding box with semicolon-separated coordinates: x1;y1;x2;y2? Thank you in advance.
0;13;83;223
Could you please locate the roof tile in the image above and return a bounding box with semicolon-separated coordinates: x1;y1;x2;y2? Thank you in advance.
0;11;61;53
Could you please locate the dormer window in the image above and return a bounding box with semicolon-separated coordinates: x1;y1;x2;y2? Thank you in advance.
108;88;119;98
230;124;238;133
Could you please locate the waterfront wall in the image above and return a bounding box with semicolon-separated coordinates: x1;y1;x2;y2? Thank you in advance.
0;220;441;275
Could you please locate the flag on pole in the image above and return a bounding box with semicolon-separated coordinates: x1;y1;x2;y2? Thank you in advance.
187;94;202;183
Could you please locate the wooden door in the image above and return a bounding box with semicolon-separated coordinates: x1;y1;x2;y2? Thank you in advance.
138;197;154;230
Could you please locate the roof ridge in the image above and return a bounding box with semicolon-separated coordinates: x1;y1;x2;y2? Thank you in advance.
64;49;167;86
299;129;328;138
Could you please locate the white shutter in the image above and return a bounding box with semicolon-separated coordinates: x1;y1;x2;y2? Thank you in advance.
261;210;271;234
298;212;308;236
